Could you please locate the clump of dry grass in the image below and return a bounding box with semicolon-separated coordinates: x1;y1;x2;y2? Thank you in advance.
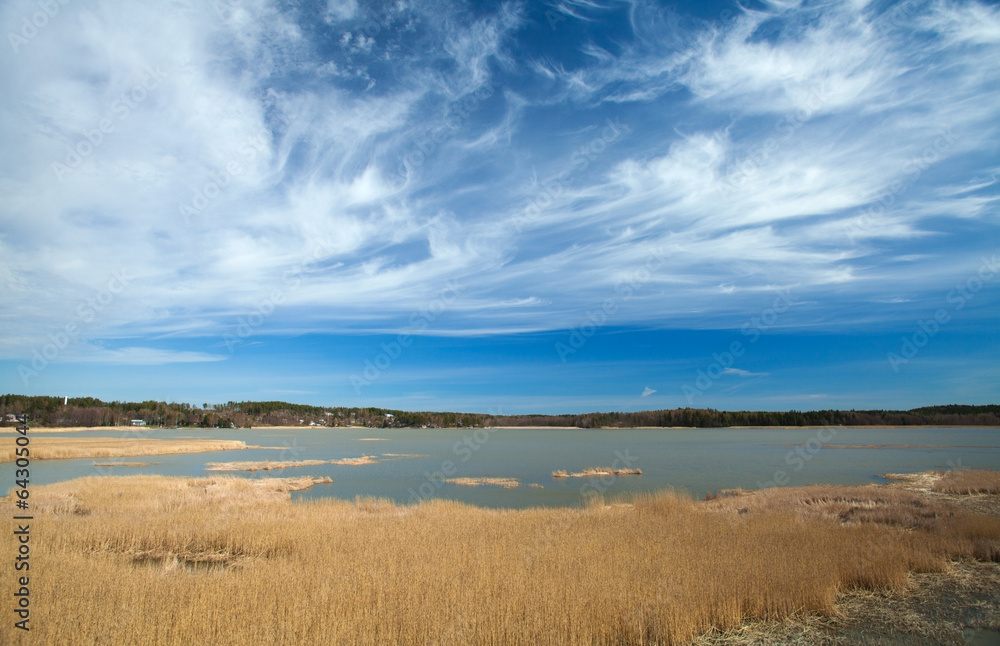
207;459;331;471
0;437;249;462
552;467;642;478
206;455;387;471
704;488;747;500
330;454;381;465
706;483;945;526
933;470;1000;495
443;477;521;488
704;483;1000;563
4;474;998;645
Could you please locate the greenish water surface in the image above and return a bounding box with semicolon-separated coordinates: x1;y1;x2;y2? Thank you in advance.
4;426;998;508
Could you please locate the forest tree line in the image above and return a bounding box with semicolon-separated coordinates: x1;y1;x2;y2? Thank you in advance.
1;395;998;429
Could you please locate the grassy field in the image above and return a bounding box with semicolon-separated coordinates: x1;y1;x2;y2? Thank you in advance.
2;471;999;645
933;468;1000;495
0;437;250;462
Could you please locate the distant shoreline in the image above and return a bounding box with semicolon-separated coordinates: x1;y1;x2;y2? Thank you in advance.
4;423;999;434
4;397;997;432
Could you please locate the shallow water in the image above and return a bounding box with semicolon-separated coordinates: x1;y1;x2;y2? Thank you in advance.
967;628;1000;646
4;426;999;508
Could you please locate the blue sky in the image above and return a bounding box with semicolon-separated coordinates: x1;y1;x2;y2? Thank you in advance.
0;0;998;413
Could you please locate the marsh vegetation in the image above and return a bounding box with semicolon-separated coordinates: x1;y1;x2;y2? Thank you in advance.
3;471;999;645
205;455;383;471
552;467;643;478
0;437;249;462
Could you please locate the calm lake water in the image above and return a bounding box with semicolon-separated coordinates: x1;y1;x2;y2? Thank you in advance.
5;426;1000;508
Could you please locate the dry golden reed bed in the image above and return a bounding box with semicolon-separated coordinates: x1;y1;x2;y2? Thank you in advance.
0;437;249;462
442;476;521;488
206;458;336;471
205;455;381;471
3;472;999;645
552;467;642;478
933;469;1000;495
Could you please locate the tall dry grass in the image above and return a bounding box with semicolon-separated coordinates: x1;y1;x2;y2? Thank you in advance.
932;469;1000;495
2;475;998;646
0;437;249;462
